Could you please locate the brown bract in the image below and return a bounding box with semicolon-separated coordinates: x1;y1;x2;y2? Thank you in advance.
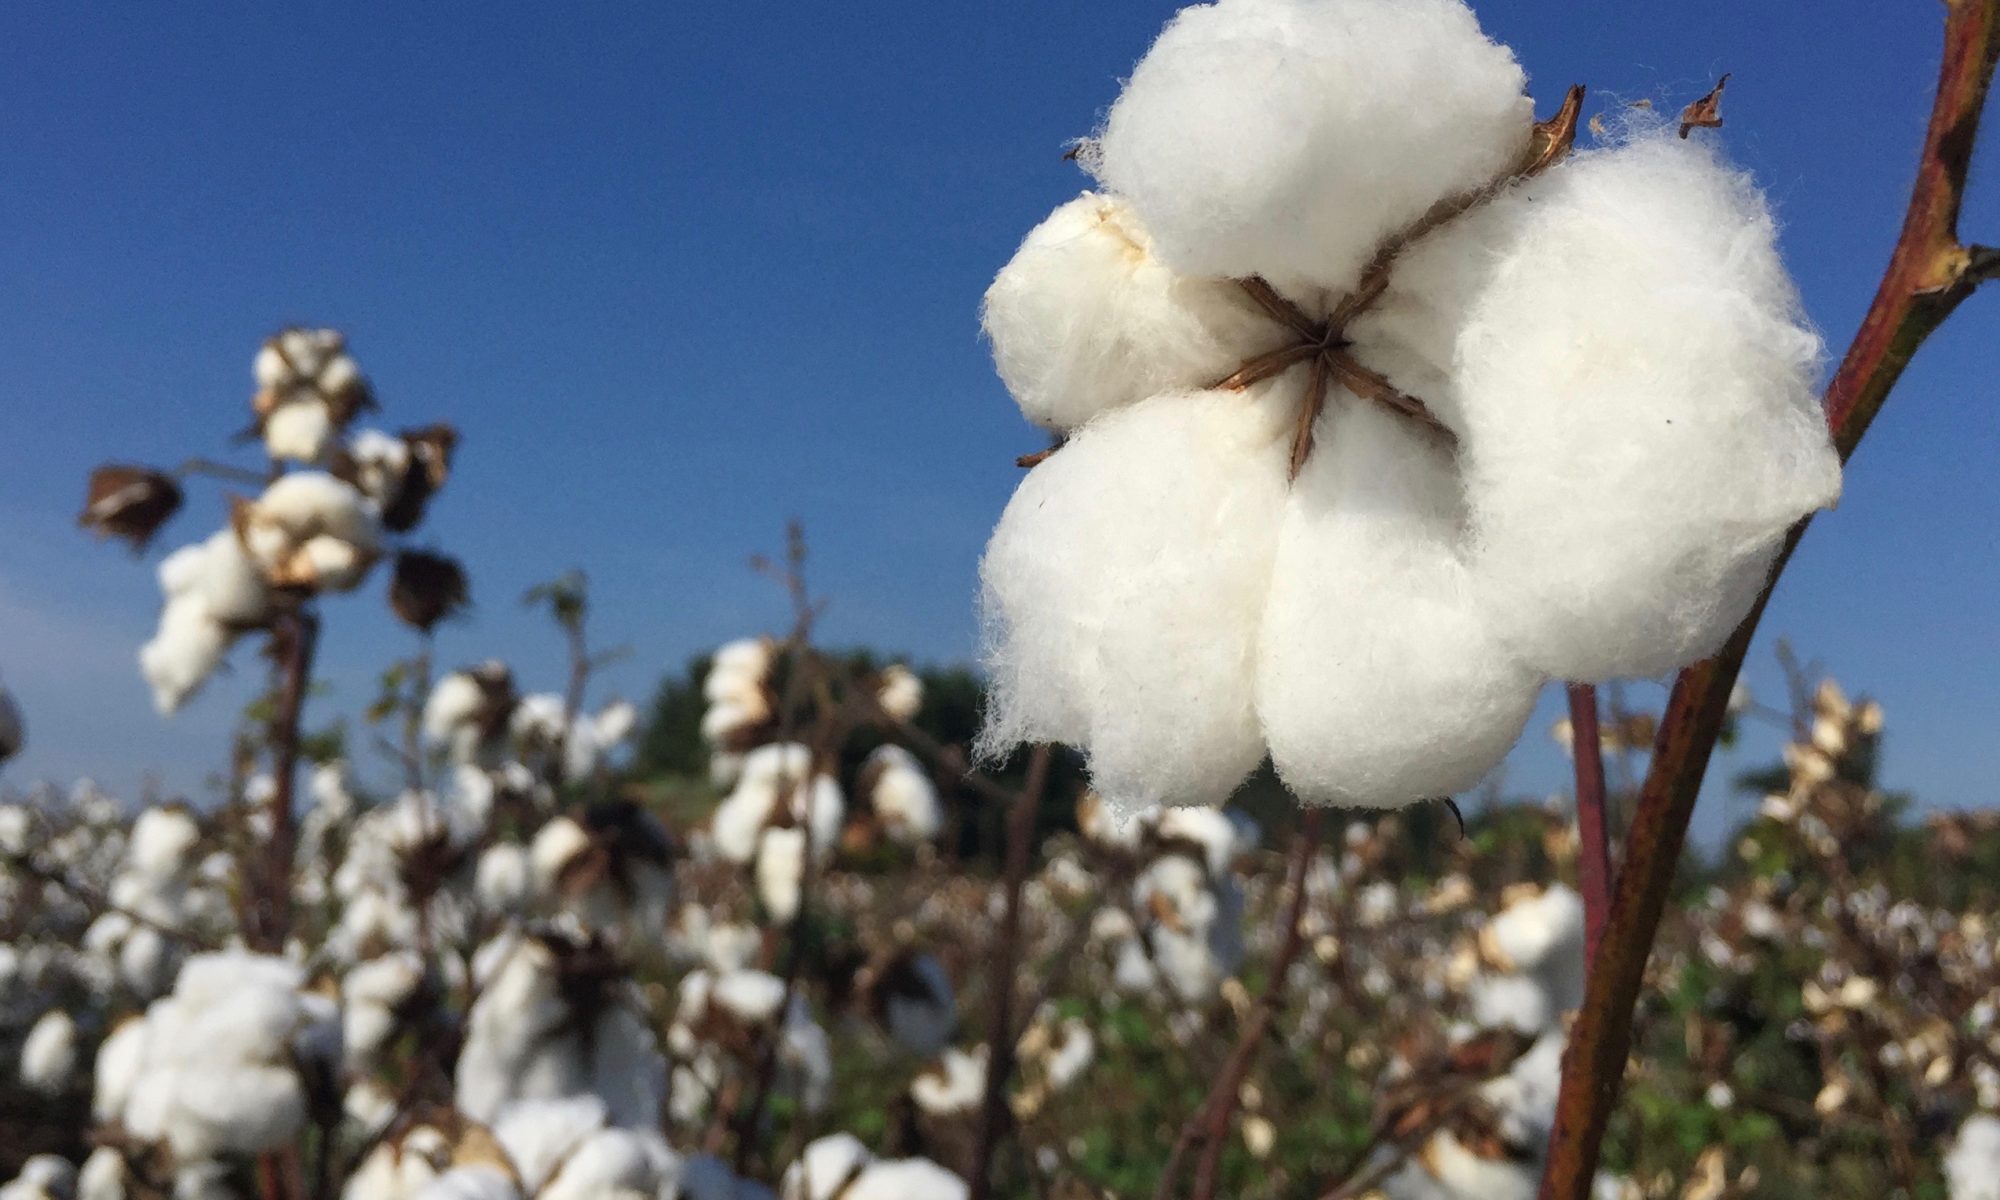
80;464;184;551
1679;75;1730;140
389;550;470;632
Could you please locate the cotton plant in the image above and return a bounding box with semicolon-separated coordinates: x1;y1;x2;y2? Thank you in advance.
976;0;1842;818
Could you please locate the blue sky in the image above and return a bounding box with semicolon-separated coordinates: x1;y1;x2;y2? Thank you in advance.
1;1;1995;841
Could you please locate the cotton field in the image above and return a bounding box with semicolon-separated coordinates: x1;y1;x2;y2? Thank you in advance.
7;0;2000;1198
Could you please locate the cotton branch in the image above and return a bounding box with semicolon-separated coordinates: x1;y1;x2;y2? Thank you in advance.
1565;683;1611;970
249;608;318;952
1538;5;2000;1195
1153;810;1325;1200
966;742;1055;1200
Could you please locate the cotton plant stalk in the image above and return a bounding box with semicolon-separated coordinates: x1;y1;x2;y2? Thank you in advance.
975;0;1843;821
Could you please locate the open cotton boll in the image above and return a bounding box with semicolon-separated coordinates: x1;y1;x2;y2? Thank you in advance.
19;1009;78;1093
1258;402;1541;807
140;598;231;714
1449;131;1840;681
264;398;336;464
492;1096;608;1193
1094;0;1532;293
755;826;808;923
251;472;382;548
782;1134;872;1200
982;192;1286;431
863;745;942;845
413;1167;522;1200
978;386;1293;816
1948;1114;2000;1200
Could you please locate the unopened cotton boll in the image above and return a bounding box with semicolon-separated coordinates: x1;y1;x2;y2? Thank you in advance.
1093;0;1532;293
1443;131;1840;681
982;192;1286;431
978;386;1294;816
1257;402;1541;807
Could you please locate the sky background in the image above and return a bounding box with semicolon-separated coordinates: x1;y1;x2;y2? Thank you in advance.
1;1;1995;844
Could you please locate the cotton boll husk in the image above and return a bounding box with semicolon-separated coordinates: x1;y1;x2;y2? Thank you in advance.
1094;0;1532;293
982;192;1285;431
264;398;336;464
978;386;1294;816
1258;401;1541;807
1442;131;1841;681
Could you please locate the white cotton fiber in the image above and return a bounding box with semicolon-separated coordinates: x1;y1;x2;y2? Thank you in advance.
140;598;231;714
1093;0;1532;293
978;385;1294;815
1257;402;1541;807
846;1161;969;1200
982;192;1286;431
1948;1114;2000;1200
264;399;335;465
1448;131;1841;681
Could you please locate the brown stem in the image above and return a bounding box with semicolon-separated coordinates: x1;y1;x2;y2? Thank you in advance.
1323;352;1458;445
1538;6;2000;1195
967;744;1056;1200
1155;812;1326;1200
253;609;318;953
1566;683;1611;970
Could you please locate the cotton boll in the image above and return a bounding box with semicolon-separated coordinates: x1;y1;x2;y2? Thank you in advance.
93;1017;149;1122
76;1151;123;1200
782;1134;873;1200
1948;1114;2000;1200
186;530;271;626
1258;402;1541;807
978;387;1294;816
412;1167;521;1200
18;1009;78;1093
982;192;1286;431
493;1096;607;1192
139;599;231;714
540;1130;681;1200
1383;1131;1537;1200
1154;806;1240;877
846;1160;968;1200
755;826;808;923
424;671;488;743
1447;132;1841;681
863;746;943;845
1094;0;1532;293
128;807;201;880
264;398;336;464
251;472;382;548
910;1046;987;1117
475;843;534;914
2;1156;78;1200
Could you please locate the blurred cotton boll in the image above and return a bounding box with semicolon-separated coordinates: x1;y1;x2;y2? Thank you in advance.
0;679;22;766
18;1009;79;1094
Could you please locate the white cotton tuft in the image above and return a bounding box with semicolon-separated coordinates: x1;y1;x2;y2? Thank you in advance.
864;745;942;845
1258;403;1542;807
982;192;1285;431
1949;1114;2000;1200
140;598;231;715
845;1161;969;1200
1445;130;1841;681
755;826;808;923
783;1134;873;1200
263;398;336;465
978;387;1294;816
1093;0;1532;293
19;1010;78;1093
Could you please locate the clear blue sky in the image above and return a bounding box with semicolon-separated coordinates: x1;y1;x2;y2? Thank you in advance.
2;2;1995;841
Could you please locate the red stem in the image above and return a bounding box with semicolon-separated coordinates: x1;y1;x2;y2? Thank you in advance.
1537;4;2000;1195
1565;683;1610;971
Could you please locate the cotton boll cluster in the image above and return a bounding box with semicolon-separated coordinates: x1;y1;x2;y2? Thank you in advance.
980;0;1840;815
668;968;832;1125
326;785;486;960
454;931;667;1127
701;639;776;781
140;529;272;713
779;1134;966;1200
424;663;520;767
420;665;637;787
96;951;338;1167
81;806;227;996
705;744;844;921
409;1096;683;1200
1076;802;1252;1004
1468;884;1586;1035
252;328;374;465
530;800;675;937
236;471;385;593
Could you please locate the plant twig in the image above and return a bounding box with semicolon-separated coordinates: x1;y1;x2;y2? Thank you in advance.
1538;6;2000;1194
1566;683;1611;970
1154;811;1326;1200
252;609;318;952
967;743;1056;1200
